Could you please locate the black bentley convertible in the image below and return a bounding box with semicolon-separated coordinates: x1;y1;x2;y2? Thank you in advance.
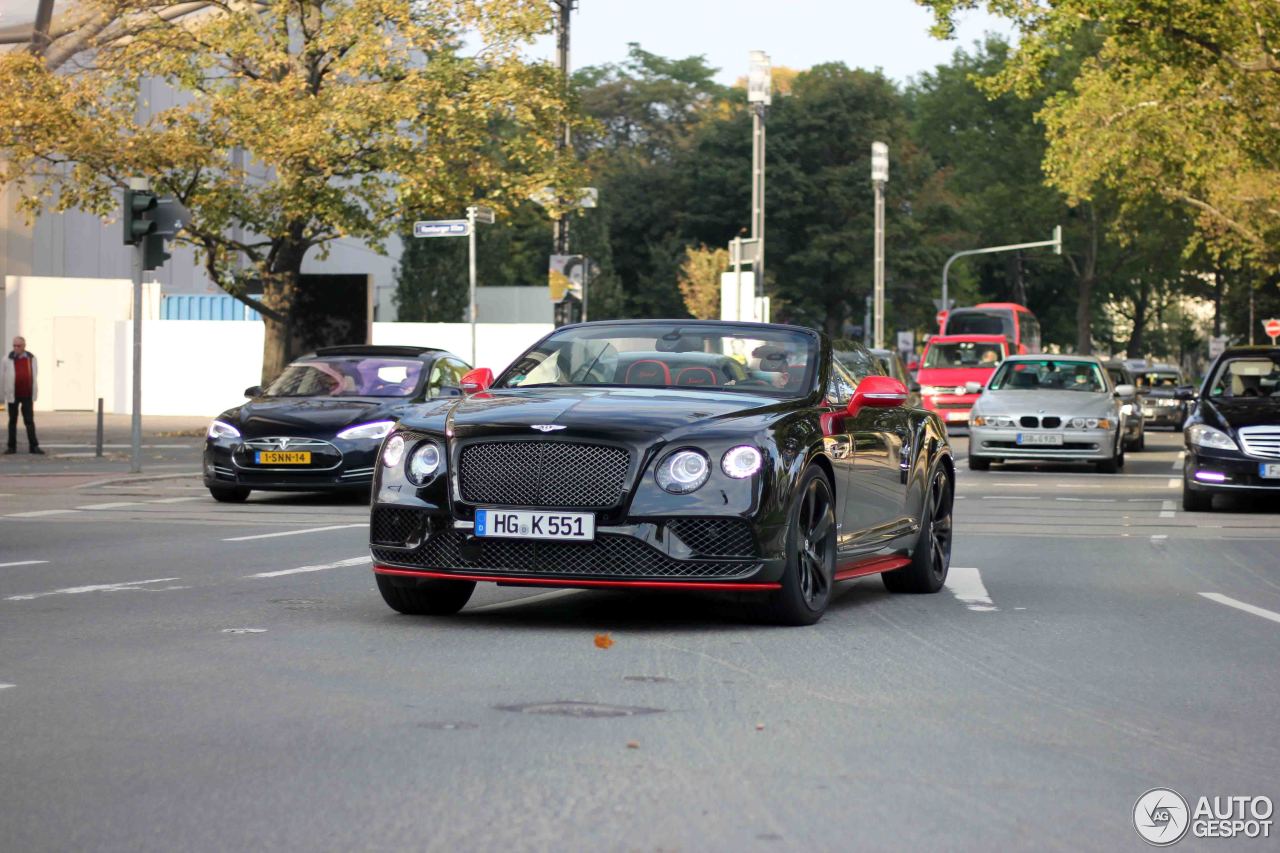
370;321;954;625
204;345;471;502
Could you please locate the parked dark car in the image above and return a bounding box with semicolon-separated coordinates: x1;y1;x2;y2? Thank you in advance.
1181;346;1280;511
370;321;955;625
1103;360;1146;450
203;345;471;502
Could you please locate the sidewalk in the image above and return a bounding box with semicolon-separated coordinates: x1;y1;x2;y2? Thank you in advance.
1;411;208;480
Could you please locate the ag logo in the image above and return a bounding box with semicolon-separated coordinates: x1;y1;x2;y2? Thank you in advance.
1134;788;1190;846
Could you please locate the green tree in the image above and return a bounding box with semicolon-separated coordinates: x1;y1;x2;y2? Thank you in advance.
677;245;729;319
0;0;581;382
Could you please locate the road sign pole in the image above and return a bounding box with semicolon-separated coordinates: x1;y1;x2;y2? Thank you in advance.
127;177;149;474
467;206;478;366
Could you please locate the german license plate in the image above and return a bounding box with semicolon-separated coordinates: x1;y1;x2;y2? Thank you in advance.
945;411;968;421
475;508;595;541
1016;432;1063;446
256;451;311;464
1260;463;1280;479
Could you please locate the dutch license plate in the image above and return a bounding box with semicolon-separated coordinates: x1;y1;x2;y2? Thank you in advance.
1260;463;1280;479
256;451;311;464
1016;432;1063;446
475;508;595;541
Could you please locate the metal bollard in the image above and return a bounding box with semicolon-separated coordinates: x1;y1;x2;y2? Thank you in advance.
96;398;104;458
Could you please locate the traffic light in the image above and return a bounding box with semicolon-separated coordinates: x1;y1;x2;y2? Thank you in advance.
123;189;158;245
143;233;170;270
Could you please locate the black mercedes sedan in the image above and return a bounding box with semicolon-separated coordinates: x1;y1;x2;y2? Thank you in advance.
369;320;955;625
1182;346;1280;511
204;345;471;502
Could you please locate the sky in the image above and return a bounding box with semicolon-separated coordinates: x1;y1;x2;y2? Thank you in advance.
540;0;1015;85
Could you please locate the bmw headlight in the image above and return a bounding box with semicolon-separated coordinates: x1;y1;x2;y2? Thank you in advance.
722;445;763;479
381;433;406;468
406;442;442;484
337;420;395;441
656;449;710;494
1187;424;1237;451
207;419;241;440
1068;417;1111;429
972;415;1014;428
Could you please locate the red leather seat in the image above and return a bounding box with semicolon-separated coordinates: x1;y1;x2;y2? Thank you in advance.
625;359;672;385
676;366;718;387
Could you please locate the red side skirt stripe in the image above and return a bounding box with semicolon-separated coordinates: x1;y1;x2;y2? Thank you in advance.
833;554;911;581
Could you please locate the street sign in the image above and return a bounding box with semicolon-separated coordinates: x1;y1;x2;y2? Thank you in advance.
729;237;761;267
1265;318;1280;342
1209;335;1228;359
936;309;949;330
470;206;496;225
896;330;914;355
413;219;470;238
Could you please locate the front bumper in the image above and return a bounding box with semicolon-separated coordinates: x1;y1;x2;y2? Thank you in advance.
1142;405;1184;426
923;393;979;424
969;425;1118;461
1184;449;1280;495
369;504;786;587
203;439;380;492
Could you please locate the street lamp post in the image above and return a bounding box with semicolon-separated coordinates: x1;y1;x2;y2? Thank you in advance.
871;141;888;349
748;50;771;302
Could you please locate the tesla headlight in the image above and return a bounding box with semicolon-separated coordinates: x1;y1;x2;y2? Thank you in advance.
337;420;395;441
381;433;406;468
656;449;710;494
1187;424;1237;451
722;445;763;479
972;415;1014;428
406;442;442;484
207;419;240;440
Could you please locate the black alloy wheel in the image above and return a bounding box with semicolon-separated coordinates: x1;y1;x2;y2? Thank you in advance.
764;467;836;626
884;467;953;594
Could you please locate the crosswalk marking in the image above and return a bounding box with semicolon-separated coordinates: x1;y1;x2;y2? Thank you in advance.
946;567;997;612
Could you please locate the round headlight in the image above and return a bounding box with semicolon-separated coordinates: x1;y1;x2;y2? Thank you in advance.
407;443;441;484
656;449;710;494
1069;417;1086;429
1085;417;1099;429
382;433;406;468
722;445;763;479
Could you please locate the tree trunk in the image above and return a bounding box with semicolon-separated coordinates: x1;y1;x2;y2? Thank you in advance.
1126;279;1149;358
1075;207;1100;355
258;229;310;385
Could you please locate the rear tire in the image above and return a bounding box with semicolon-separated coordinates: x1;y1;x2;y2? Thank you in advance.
209;486;250;503
967;455;991;471
884;467;953;594
1182;482;1212;512
377;574;475;615
761;466;836;626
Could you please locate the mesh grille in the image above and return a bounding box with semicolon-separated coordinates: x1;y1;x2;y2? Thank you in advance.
372;530;758;580
667;518;756;557
459;442;630;507
371;506;426;547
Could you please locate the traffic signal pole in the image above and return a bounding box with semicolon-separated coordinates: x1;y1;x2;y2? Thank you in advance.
127;178;149;473
941;226;1062;317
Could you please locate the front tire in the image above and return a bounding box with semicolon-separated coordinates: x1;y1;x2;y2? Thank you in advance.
761;466;836;626
377;574;475;615
967;455;991;471
884;466;953;594
209;486;250;503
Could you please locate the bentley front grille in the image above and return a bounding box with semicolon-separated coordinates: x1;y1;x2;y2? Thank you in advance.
459;441;631;508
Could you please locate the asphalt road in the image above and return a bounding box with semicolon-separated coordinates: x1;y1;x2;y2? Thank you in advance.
1;429;1278;851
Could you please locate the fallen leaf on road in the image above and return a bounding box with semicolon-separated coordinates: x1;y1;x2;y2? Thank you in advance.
594;633;614;649
755;723;765;731
626;740;640;749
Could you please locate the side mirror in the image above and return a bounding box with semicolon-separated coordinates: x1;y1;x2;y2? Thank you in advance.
1114;384;1136;398
460;367;494;395
847;375;908;417
965;381;983;395
1174;385;1196;401
244;385;262;398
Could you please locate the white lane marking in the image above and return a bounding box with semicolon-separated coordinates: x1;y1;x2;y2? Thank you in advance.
146;496;205;504
247;555;371;578
0;683;14;690
1199;593;1280;626
468;589;583;613
6;577;181;601
980;495;1038;501
1168;478;1180;488
223;523;366;542
1160;500;1176;519
40;443;191;449
945;566;998;612
1151;535;1168;543
4;509;80;518
1055;497;1117;503
1172;451;1185;471
0;560;48;568
75;502;142;510
222;628;268;634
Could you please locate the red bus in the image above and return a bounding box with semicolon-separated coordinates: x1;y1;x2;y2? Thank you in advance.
943;303;1041;354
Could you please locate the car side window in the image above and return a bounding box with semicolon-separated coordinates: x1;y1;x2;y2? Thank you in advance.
827;360;857;405
426;360;446;397
443;358;468;389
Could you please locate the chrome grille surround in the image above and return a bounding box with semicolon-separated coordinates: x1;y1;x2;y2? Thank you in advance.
1239;426;1280;460
458;441;631;508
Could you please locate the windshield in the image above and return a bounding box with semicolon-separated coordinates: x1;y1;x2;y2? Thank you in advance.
1137;371;1182;388
990;359;1107;393
946;311;1012;338
1207;356;1280;398
923;341;1004;368
263;357;424;398
495;323;821;396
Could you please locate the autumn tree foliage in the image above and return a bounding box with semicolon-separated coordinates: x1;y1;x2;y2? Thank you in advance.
677;244;728;320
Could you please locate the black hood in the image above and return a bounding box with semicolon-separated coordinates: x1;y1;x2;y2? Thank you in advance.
1203;397;1280;431
442;387;794;445
225;397;413;436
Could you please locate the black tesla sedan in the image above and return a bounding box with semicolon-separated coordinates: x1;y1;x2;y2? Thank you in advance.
1182;346;1280;511
369;320;954;625
204;345;471;502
